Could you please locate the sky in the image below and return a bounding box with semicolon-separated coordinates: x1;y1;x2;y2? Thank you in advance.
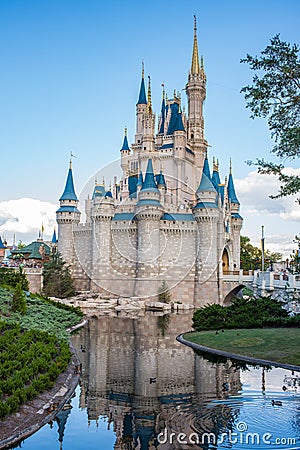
0;0;299;257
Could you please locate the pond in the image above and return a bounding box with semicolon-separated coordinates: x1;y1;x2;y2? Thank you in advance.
9;313;300;449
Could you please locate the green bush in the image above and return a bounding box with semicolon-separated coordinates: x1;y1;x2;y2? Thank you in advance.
193;296;297;331
0;267;29;290
0;321;72;419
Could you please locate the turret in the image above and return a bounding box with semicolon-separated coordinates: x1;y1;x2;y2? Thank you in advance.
135;63;147;145
185;16;207;167
56;159;81;265
227;160;243;269
135;159;163;298
120;127;130;173
142;76;155;152
211;157;221;192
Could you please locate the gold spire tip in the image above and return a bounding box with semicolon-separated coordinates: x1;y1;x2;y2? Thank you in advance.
194;14;197;33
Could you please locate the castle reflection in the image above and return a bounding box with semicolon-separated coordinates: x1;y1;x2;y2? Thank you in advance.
72;313;242;449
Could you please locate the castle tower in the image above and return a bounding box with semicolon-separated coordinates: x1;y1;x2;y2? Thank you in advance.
120;127;130;172
227;160;243;269
90;182;115;294
193;163;219;307
185;16;207;168
142;76;156;153
56;159;80;267
135;63;147;146
135;159;163;297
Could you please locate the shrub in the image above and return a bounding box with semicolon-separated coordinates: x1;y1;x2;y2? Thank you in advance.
11;282;27;315
193;295;298;331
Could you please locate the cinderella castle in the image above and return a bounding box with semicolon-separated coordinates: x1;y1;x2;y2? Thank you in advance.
56;19;243;306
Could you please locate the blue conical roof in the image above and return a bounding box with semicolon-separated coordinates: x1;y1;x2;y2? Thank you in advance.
120;133;130;151
157;170;166;187
137;171;143;187
59;165;78;201
137;76;147;105
158;96;166;134
228;173;240;204
212;170;221;192
141;159;158;191
0;236;6;249
51;229;57;243
105;190;113;198
174;111;185;132
196;172;216;193
202;156;211;181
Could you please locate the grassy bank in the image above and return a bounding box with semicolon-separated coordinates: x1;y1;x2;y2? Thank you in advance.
184;328;300;366
0;287;83;340
0;286;83;418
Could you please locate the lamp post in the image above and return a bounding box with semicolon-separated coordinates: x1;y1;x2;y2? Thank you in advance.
261;225;266;293
261;225;265;272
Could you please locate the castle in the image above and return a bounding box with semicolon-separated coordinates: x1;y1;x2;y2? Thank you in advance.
56;19;243;306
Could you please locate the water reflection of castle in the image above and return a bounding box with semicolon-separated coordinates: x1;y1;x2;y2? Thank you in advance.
72;314;242;449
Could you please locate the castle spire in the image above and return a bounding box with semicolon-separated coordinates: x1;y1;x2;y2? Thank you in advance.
227;160;240;204
158;83;166;134
59;160;78;201
147;75;152;115
137;62;147;105
120;127;130;151
191;15;200;75
141;159;158;191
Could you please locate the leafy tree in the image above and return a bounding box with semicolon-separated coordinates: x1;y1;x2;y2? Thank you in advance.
0;266;29;290
240;235;282;271
289;235;300;273
43;252;75;298
241;35;300;200
158;280;171;303
11;282;27;315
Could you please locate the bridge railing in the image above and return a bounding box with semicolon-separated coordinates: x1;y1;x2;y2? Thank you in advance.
222;270;300;292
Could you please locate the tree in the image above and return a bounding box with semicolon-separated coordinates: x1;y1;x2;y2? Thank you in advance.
241;35;300;200
11;282;27;315
240;235;282;271
43;252;75;298
158;280;171;303
290;235;300;273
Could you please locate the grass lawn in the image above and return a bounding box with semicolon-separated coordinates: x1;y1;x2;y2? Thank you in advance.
183;328;300;366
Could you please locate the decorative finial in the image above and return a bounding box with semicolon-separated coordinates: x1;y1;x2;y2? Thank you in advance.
124;126;127;136
147;75;152;114
201;55;204;70
213;157;218;172
142;61;144;79
69;151;76;169
191;15;200;75
161;82;165;99
229;158;232;175
95;177;98;185
102;176;105;187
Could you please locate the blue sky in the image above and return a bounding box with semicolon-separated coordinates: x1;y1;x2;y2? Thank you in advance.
0;0;299;255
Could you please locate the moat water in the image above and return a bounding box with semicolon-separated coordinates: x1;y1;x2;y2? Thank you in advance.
10;313;300;449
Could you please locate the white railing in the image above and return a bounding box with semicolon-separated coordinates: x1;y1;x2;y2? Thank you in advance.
222;270;300;292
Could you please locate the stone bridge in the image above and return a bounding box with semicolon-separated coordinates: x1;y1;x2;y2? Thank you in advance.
222;270;300;304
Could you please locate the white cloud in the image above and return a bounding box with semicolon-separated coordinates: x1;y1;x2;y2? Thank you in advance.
236;169;300;217
236;169;300;257
0;198;57;244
